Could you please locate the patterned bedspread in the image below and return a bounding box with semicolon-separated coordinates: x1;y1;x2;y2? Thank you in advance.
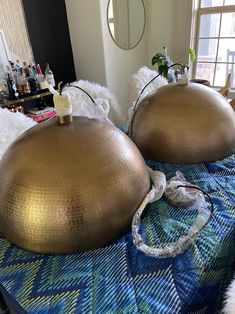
0;155;235;314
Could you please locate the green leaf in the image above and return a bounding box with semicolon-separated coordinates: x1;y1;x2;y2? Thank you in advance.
152;55;159;66
164;67;169;77
152;54;162;67
189;48;196;63
158;65;168;78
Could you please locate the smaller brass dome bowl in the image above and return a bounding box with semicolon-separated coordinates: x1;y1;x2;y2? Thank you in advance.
130;83;235;163
0;117;150;254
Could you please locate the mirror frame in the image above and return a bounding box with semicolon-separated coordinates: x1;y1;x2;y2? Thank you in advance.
107;0;146;50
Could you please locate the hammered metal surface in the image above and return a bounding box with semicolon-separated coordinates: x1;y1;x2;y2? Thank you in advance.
130;83;235;163
0;117;150;254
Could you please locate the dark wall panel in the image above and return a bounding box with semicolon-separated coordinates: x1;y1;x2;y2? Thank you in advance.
22;0;76;85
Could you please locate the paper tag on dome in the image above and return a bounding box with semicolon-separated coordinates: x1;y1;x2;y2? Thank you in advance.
53;95;72;116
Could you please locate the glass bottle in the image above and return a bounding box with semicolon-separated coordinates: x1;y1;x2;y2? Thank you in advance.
28;65;39;92
15;69;31;96
22;62;30;78
22;77;31;94
6;72;18;100
45;63;55;87
36;64;48;90
36;64;43;76
15;72;24;96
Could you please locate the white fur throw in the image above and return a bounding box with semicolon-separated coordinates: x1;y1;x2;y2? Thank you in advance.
128;66;168;107
0;109;36;160
223;277;235;314
63;80;126;126
0;80;124;161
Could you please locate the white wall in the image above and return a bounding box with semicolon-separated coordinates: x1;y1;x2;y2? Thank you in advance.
171;0;193;64
147;0;193;66
146;0;174;66
66;0;149;118
65;0;193;116
65;0;107;85
100;0;148;116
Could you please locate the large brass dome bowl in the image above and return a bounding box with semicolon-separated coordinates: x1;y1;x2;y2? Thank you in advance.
130;83;235;163
0;117;150;254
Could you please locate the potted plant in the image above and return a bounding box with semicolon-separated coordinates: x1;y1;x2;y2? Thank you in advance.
151;47;196;83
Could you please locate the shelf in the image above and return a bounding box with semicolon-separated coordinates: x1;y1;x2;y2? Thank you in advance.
0;90;53;108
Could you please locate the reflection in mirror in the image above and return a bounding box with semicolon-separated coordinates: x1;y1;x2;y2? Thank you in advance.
107;0;146;50
0;0;34;65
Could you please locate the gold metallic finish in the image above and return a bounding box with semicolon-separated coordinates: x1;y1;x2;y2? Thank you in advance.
0;117;150;254
57;114;73;125
130;83;235;163
0;90;53;108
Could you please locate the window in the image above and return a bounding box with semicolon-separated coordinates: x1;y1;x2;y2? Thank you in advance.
194;0;235;90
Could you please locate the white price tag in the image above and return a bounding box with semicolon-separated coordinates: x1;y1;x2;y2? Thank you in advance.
53;94;72;116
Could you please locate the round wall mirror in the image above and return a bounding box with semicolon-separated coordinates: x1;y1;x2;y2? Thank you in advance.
107;0;146;50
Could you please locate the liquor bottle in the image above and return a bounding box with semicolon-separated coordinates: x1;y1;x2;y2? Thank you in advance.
33;65;38;78
6;73;18;100
22;77;31;94
36;64;48;90
36;64;43;76
45;63;55;87
28;65;39;92
9;61;16;74
15;69;31;96
15;60;21;72
22;62;30;78
15;71;24;96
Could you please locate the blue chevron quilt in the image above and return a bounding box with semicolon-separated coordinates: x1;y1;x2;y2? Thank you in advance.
0;155;235;314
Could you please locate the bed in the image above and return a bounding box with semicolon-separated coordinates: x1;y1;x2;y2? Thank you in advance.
0;155;235;313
